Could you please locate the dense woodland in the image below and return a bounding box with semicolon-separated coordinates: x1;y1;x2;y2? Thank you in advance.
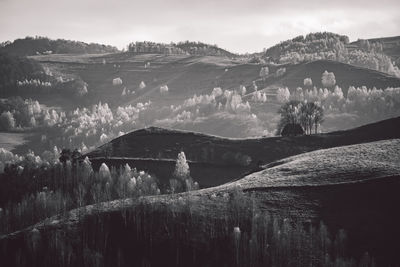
128;41;235;57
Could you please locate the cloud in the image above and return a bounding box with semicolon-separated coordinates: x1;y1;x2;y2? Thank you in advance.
0;0;399;53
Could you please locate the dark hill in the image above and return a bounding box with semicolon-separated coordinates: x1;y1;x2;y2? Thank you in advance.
85;116;400;188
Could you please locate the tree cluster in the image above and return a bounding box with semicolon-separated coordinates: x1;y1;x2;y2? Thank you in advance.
277;100;324;135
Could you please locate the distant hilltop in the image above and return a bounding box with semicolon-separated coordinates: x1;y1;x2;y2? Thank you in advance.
0;36;119;56
127;41;236;57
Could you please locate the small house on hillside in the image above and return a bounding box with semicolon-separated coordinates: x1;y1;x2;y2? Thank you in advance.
281;123;304;137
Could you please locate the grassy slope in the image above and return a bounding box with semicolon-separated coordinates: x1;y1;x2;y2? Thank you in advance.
29;53;400;109
263;60;400;95
29;53;260;109
85;116;400;187
235;139;400;188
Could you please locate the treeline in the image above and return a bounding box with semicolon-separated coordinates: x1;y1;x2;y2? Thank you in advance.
260;32;400;77
175;41;235;57
128;41;187;54
0;36;119;56
127;41;235;57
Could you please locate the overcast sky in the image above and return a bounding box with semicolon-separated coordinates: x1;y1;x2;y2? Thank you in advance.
0;0;399;53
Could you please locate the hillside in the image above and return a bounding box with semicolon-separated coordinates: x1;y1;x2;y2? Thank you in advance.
2;138;399;266
27;52;259;108
85;116;400;187
261;60;400;95
21;52;400;108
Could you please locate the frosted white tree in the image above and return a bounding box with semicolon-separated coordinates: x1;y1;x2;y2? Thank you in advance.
240;85;247;95
99;163;111;181
321;71;336;88
139;81;146;89
259;66;269;81
77;82;88;96
169;151;199;193
112;77;123;86
211;87;223;97
276;87;290;103
253;81;258;90
304;78;313;86
100;133;109;143
160;85;169;94
276;68;286;77
173;151;190;180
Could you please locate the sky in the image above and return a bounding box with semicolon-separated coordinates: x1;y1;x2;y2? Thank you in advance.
0;0;399;54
